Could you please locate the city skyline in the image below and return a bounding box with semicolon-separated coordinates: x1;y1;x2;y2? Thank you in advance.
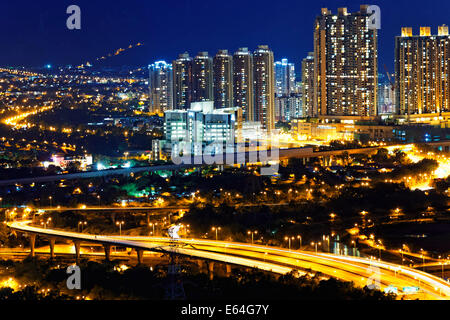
1;0;450;306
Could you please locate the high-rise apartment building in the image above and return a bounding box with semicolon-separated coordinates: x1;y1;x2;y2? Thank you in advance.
301;52;315;117
274;58;296;97
275;93;303;122
192;52;214;102
173;53;193;110
148;61;173;113
213;50;233;109
314;6;378;117
395;25;450;115
253;45;275;130
233;48;254;122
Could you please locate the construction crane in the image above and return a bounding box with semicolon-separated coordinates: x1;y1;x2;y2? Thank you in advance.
383;64;396;93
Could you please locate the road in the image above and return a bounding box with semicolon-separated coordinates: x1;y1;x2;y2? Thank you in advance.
39;206;189;212
0;144;415;187
0;164;195;187
8;220;450;300
32;203;289;212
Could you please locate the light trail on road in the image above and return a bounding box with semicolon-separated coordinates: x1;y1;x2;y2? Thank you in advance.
8;220;450;300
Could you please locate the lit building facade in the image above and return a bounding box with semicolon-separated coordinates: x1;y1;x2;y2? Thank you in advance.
314;6;378;117
164;101;237;155
395;25;450;115
213;50;234;109
192;52;214;103
275;93;303;122
253;45;275;130
274;58;296;97
148;61;173;113
233;48;254;122
301;52;315;117
173;53;193;110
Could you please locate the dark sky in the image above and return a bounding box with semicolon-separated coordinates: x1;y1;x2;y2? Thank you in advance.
0;0;448;73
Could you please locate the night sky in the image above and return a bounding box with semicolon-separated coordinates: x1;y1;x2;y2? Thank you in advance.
0;0;448;73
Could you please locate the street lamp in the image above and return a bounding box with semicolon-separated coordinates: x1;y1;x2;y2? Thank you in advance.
285;236;295;250
49;196;53;208
399;249;404;265
438;256;445;279
351;240;356;255
149;222;157;236
420;248;425;271
44;217;52;229
443;262;447;280
248;230;257;244
212;227;221;241
377;240;383;260
311;242;321;253
297;235;302;250
116;221;125;236
78;221;87;233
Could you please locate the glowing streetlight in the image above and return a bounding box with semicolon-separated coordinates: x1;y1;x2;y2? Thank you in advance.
420;249;425;271
149;222;157;236
247;230;258;244
43;217;52;229
78;221;87;233
284;236;295;250
212;227;221;241
297;235;302;249
116;221;125;236
311;241;322;253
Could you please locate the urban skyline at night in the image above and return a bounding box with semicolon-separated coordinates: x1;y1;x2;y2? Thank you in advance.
0;0;450;310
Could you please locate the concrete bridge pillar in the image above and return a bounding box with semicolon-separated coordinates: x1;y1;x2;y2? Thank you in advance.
29;234;36;258
207;261;214;280
103;244;111;262
197;260;205;273
49;238;55;259
136;249;144;265
226;264;232;277
73;241;81;263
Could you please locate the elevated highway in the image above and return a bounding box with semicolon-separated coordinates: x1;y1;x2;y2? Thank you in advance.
8;220;450;300
0;144;414;187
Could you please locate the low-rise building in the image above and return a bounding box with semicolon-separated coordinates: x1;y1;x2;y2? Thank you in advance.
163;101;239;155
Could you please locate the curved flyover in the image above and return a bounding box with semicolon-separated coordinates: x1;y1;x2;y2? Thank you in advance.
8;220;450;300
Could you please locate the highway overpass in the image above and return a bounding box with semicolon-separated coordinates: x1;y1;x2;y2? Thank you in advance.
8;220;450;300
0;145;399;187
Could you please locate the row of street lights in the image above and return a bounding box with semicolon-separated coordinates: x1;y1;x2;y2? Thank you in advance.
284;235;302;250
